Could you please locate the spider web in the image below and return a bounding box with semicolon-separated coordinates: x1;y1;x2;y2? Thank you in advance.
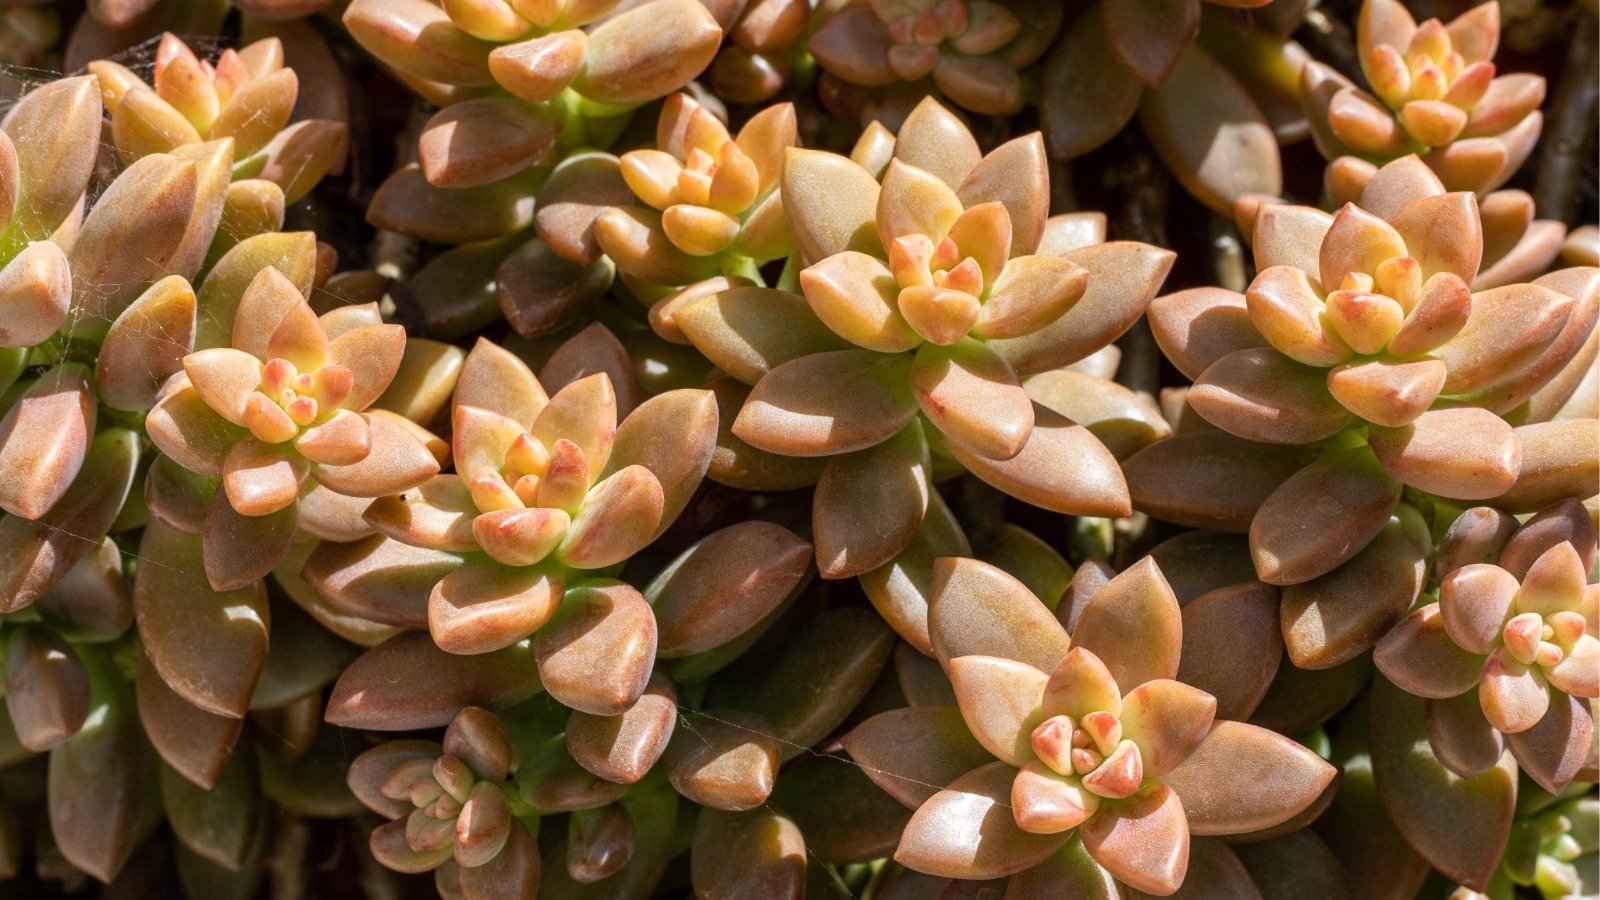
0;35;307;590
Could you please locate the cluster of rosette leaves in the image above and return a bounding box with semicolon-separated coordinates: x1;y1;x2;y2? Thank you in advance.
647;96;1168;589
0;0;1596;898
0;37;400;890
845;556;1339;895
1139;151;1596;589
1302;0;1544;195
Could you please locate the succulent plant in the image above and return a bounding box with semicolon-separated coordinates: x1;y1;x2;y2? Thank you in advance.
346;0;723;191
0;1;1596;896
87;32;347;207
145;265;437;589
846;557;1337;894
352;708;529;874
1303;0;1544;194
1375;501;1598;795
657;99;1161;591
352;337;715;666
1142;153;1596;585
600;92;796;285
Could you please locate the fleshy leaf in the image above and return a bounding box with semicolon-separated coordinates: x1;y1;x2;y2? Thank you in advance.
1250;447;1401;585
929;557;1070;673
733;350;919;457
895;761;1072;879
1369;676;1516;891
135;520;269;719
1373;604;1487;700
428;557;563;656
840;706;989;813
814;424;928;579
1163;720;1337;836
647;520;810;657
1280;504;1431;669
948;655;1047;767
1069;557;1183;693
326;631;543;730
1078;781;1190;895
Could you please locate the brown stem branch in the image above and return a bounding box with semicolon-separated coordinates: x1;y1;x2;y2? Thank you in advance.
1533;9;1599;225
1108;137;1168;400
1298;7;1364;86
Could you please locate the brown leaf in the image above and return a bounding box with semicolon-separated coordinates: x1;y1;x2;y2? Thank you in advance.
929;557;1070;674
664;709;779;811
428;556;562;656
1250;447;1401;585
1368;407;1520;501
896;761;1071;879
535;581;657;716
1140;45;1282;214
135;520;269;719
1368;676;1515;891
946;404;1130;517
733;349;919;457
4;625;89;752
0;428;138;614
418;98;562;189
1280;504;1430;669
567;673;677;785
2;76;102;241
1189;348;1353;445
0;365;96;520
1078;781;1190;894
1124;431;1310;532
326;631;544;730
648;521;811;657
1071;557;1183;693
1178;583;1282;721
573;0;722;105
135;654;243;791
690;808;805;900
47;669;148;883
1164;720;1337;837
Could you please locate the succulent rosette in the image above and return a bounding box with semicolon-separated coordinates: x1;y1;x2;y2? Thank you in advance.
359;339;717;676
1303;0;1544;194
88;33;347;206
1375;500;1598;796
145;264;438;589
350;701;691;895
1322;162;1568;294
598;93;797;289
3;2;1600;896
845;557;1336;895
809;0;1061;116
0;77;296;539
661;99;1165;582
345;0;722;193
1143;154;1596;583
349;707;541;892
